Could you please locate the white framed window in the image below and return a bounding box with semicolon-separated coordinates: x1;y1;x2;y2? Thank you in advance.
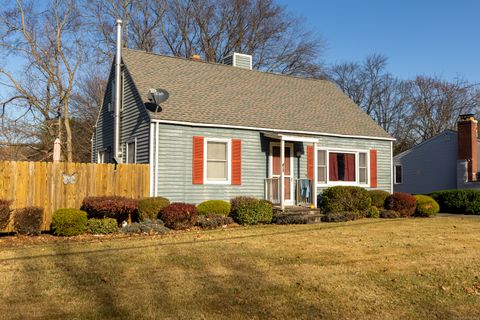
359;152;368;184
126;139;136;164
316;148;369;186
317;150;327;184
97;149;110;163
394;165;403;184
204;138;231;184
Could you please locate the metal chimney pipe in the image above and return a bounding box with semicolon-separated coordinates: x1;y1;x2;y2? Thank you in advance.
113;19;123;163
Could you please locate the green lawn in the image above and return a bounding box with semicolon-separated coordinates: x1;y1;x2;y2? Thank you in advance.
1;217;480;319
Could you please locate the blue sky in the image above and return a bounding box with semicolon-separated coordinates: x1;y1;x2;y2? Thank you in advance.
278;0;480;83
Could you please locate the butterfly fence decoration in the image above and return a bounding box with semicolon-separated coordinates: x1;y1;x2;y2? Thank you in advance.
62;172;78;185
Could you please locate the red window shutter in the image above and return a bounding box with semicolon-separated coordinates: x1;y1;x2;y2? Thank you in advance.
192;136;204;184
307;145;314;180
231;139;242;185
370;149;378;188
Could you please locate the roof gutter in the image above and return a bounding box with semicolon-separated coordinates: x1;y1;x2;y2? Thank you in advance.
149;118;396;142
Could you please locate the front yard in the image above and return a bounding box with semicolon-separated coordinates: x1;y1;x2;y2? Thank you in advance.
1;217;479;319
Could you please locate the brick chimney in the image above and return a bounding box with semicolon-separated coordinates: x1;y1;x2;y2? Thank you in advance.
457;114;478;181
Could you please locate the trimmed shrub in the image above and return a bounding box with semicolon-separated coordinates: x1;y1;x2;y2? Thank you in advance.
380;209;402;219
195;214;234;229
429;189;480;214
366;206;380;218
320;186;371;213
81;196;138;223
14;207;44;235
321;211;362;223
414;195;439;217
121;219;170;234
384;192;416;217
230;197;273;225
273;214;310;225
368;190;390;208
86;218;118;234
0;199;12;230
159;203;197;230
197;200;231;216
51;208;88;236
137;197;170;221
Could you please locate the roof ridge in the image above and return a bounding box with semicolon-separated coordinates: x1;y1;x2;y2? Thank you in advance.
122;47;332;85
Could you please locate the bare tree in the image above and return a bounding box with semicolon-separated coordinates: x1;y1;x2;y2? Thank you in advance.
86;0;325;77
85;0;166;62
0;0;83;162
327;55;480;154
328;54;391;118
70;70;108;162
407;76;479;142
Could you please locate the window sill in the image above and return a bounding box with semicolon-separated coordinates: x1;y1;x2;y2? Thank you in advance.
316;182;370;188
204;180;231;185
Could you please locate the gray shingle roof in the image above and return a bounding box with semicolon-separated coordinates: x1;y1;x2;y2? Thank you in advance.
122;49;392;139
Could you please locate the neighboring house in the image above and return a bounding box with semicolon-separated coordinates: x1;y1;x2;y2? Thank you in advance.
393;114;480;194
92;48;394;208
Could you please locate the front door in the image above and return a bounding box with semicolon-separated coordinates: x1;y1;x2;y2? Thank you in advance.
270;143;294;205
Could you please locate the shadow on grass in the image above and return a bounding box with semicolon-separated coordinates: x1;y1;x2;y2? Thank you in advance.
0;219;400;263
5;217;479;319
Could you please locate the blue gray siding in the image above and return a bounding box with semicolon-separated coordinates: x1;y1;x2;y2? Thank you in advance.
154;123;392;203
120;68;150;163
155;124;267;203
93;63;150;164
93;66;114;163
393;131;458;194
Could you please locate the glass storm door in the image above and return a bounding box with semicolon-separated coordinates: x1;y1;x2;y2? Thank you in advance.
271;144;294;205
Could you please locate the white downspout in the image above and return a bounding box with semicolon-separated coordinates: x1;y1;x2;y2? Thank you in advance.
155;122;160;196
390;140;394;193
149;122;155;196
280;139;285;210
313;142;318;208
113;19;123;163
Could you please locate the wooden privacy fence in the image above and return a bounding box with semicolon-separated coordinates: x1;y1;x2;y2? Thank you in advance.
0;161;150;231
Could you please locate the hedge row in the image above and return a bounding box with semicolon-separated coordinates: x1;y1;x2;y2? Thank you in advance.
319;186;440;222
430;189;480;215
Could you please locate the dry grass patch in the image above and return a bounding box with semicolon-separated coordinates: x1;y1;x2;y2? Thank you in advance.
0;217;479;319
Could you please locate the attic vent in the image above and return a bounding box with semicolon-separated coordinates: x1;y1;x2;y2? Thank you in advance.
222;52;252;70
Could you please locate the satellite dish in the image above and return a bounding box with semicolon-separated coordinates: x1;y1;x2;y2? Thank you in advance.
147;88;169;105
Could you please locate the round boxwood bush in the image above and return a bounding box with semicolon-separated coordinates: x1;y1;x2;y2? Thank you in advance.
414;195;439;217
51;208;87;236
384;192;416;217
320;186;371;213
137;197;170;221
197;200;231;216
230;197;273;225
366;206;380;218
159;203;197;230
368;190;390;208
85;218;118;234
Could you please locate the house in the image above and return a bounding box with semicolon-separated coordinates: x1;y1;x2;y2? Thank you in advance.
393;114;480;194
92;47;394;209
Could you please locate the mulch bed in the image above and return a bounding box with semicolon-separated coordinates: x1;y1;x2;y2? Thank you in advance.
0;224;239;248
